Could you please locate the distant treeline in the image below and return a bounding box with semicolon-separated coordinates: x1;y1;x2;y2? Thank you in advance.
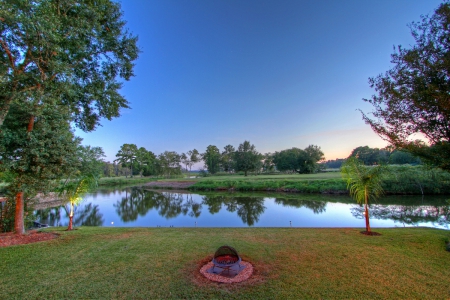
87;144;425;178
321;146;421;169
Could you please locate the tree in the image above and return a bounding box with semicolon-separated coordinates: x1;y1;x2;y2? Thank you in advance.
303;145;325;173
158;151;181;177
187;149;200;171
221;145;235;173
348;146;390;165
135;147;152;177
272;145;324;174
77;145;105;176
0;0;139;129
361;2;450;171
115;144;138;178
180;153;189;173
341;157;386;235
0;103;79;233
57;174;98;230
234;141;261;176
202;145;221;174
389;150;421;165
0;0;138;233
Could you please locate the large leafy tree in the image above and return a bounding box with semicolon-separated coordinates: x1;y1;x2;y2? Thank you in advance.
221;145;235;173
202;145;221;174
0;103;80;233
341;157;386;235
0;0;138;233
234;141;261;176
158;151;181;177
348;146;390;165
273;145;324;174
77;145;105;176
362;2;450;170
115;144;138;178
0;0;139;129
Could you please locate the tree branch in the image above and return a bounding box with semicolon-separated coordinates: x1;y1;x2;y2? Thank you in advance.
0;39;16;69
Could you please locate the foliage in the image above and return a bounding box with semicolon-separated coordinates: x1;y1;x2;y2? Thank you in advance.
0;0;139;129
77;145;105;177
221;145;235;173
202;145;221;174
341;157;386;233
157;151;182;177
362;2;450;170
233;141;262;176
0;103;80;232
321;158;346;169
389;150;421;165
57;174;98;230
348;146;390;165
272;145;324;174
115;144;138;178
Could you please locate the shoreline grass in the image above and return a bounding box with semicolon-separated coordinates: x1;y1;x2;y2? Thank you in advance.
1;227;449;299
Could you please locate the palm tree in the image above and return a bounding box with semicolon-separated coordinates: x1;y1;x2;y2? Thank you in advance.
58;174;98;230
341;157;385;234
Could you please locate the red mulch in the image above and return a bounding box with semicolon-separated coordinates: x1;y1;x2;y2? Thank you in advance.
0;230;59;247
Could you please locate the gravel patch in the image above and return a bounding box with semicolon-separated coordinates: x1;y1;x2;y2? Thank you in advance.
200;261;253;283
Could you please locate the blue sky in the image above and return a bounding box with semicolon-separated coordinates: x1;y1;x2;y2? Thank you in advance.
76;0;443;163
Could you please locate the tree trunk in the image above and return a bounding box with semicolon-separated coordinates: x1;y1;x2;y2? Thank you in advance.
13;115;35;234
14;192;25;234
364;187;371;232
67;201;74;230
245;170;248;176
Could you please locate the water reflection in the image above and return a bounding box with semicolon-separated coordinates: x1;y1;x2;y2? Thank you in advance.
351;204;450;228
34;187;450;229
274;198;327;214
113;190;265;226
35;202;104;227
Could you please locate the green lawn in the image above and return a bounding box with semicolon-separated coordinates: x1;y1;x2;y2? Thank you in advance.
98;176;157;186
162;172;342;182
1;227;449;299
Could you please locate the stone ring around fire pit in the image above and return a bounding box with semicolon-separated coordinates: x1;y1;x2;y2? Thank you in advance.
200;245;254;283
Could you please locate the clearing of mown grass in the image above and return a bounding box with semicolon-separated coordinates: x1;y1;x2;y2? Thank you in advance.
1;227;449;299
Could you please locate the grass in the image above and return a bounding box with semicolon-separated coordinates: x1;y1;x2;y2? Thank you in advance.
98;176;157;186
163;172;343;182
1;227;449;299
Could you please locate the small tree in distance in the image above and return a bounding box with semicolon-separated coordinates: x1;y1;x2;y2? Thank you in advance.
341;157;386;235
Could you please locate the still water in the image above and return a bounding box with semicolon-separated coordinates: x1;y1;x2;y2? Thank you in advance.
35;187;450;229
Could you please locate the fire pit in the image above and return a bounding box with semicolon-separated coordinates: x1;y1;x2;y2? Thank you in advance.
207;245;246;278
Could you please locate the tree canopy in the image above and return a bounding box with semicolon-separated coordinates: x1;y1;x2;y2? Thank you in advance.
272;145;324;174
234;141;261;176
202;145;221;174
362;2;450;170
0;0;139;130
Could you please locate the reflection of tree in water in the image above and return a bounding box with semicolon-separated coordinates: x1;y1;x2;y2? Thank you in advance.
114;188;156;222
34;207;62;226
274;198;327;214
351;204;450;227
35;202;104;227
71;203;104;226
201;195;266;226
113;189;204;221
114;190;265;226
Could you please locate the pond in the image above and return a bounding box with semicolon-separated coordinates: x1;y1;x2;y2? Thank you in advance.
34;187;450;230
